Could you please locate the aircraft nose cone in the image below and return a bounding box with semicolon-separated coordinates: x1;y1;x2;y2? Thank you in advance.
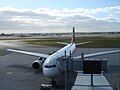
43;67;59;78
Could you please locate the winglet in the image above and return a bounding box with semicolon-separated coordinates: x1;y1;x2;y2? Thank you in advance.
71;27;76;43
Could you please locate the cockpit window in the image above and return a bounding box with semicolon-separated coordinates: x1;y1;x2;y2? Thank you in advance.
38;57;42;60
44;64;57;68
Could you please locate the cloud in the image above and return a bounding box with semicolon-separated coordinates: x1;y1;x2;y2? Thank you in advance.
0;6;120;33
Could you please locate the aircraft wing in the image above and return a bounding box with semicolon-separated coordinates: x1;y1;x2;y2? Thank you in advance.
7;49;50;58
73;50;120;60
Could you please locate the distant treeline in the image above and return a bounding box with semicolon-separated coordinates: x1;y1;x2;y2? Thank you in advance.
0;32;120;37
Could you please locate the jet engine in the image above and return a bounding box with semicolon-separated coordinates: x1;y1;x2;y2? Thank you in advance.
32;57;44;69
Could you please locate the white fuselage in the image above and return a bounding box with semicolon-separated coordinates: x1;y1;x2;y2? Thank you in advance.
43;43;76;77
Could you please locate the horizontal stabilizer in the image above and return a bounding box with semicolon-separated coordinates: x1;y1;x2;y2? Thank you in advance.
76;41;91;46
57;42;68;45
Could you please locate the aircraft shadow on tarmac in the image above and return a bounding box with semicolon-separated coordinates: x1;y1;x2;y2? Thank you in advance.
8;64;42;74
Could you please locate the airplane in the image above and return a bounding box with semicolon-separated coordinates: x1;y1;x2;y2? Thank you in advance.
7;27;120;86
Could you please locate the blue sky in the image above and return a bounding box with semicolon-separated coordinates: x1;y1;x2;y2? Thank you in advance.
0;0;120;33
0;0;120;9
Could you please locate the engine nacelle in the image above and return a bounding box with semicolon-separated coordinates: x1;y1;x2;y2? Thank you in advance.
32;59;43;69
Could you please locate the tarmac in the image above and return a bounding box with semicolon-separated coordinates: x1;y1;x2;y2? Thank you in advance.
0;40;119;90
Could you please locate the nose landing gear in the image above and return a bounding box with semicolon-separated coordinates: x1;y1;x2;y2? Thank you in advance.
51;78;56;87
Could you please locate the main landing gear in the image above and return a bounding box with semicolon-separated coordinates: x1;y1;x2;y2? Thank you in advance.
51;78;56;87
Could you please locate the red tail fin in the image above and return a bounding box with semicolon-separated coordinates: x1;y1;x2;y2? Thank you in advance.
71;27;76;43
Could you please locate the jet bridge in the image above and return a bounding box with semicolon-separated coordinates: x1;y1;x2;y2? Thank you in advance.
72;71;113;90
60;58;107;72
71;58;113;90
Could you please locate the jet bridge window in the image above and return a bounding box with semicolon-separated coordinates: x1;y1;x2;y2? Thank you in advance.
44;64;57;68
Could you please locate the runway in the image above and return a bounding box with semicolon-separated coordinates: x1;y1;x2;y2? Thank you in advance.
0;40;119;90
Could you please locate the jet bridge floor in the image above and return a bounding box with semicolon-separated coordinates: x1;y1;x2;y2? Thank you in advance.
72;71;113;90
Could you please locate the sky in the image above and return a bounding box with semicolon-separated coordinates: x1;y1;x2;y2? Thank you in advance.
0;0;120;33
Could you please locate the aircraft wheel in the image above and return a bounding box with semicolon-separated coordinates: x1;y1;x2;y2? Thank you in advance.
51;79;56;87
